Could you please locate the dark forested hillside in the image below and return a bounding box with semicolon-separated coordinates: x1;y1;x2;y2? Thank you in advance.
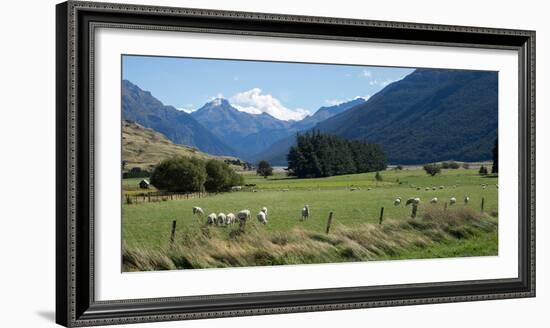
316;68;498;164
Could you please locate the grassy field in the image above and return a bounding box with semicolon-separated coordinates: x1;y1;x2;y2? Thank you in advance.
122;168;498;270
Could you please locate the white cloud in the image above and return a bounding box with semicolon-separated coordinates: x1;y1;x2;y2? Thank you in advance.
177;104;196;113
229;88;309;121
362;69;373;78
209;93;225;100
324;95;370;106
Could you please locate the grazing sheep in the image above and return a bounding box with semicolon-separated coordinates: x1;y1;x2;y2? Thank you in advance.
281;188;290;192
406;197;420;206
430;197;438;204
226;213;236;224
261;207;268;215
425;187;430;191
367;187;372;191
439;185;444;189
449;197;457;205
416;187;421;191
257;211;268;224
237;210;251;223
206;213;217;225
394;197;401;206
301;205;310;220
350;187;358;191
192;206;204;218
464;196;470;205
432;186;437;191
231;186;242;192
217;213;227;225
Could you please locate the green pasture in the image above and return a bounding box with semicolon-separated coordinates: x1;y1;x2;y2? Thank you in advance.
122;168;498;251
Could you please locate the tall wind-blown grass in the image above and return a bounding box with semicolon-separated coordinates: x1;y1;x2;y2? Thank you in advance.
123;207;498;272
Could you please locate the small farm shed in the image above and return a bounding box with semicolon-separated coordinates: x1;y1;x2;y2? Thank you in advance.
139;179;150;189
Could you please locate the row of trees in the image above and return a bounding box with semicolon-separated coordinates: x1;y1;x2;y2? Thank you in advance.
150;157;244;192
286;131;387;178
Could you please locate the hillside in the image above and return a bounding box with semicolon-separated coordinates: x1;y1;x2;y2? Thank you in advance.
122;80;236;156
122;121;238;171
259;68;498;165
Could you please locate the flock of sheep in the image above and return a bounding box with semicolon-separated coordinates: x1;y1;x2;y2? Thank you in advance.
393;183;495;207
191;205;312;226
394;195;470;207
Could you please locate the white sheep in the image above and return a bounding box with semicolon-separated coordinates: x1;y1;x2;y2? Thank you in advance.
430;197;438;204
406;197;420;206
394;197;401;206
237;209;251;223
449;197;457;205
217;213;227;225
192;206;204;218
301;205;310;220
439;185;444;189
226;213;236;224
257;211;268;224
261;207;268;216
206;213;217;225
464;196;470;205
432;186;437;191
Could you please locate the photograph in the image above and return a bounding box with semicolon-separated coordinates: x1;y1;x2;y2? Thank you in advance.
121;55;499;272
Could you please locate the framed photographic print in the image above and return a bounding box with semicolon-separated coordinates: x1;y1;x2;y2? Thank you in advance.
56;1;535;326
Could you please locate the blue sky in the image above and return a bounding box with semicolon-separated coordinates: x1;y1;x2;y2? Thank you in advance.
122;55;414;121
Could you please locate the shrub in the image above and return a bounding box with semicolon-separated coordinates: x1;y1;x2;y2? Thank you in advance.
375;171;383;181
479;165;488;176
256;160;274;178
462;163;470;169
123;166;150;179
423;163;442;176
150;157;206;192
205;159;243;192
441;161;460;169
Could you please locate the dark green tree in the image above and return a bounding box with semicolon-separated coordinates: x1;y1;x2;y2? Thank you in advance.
423;163;442;176
287;131;386;178
150;157;206;192
256;160;274;178
375;171;383;181
479;165;488;176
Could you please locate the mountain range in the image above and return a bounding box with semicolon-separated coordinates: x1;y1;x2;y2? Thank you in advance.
122;80;235;156
122;68;498;165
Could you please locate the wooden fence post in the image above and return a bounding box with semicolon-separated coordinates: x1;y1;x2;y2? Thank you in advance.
444;202;448;210
411;204;418;219
379;207;384;225
148;192;151;203
481;197;485;213
170;220;177;244
326;212;334;234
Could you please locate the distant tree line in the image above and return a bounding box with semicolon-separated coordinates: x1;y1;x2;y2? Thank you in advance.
286;131;387;178
122;166;150;179
150;157;244;192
